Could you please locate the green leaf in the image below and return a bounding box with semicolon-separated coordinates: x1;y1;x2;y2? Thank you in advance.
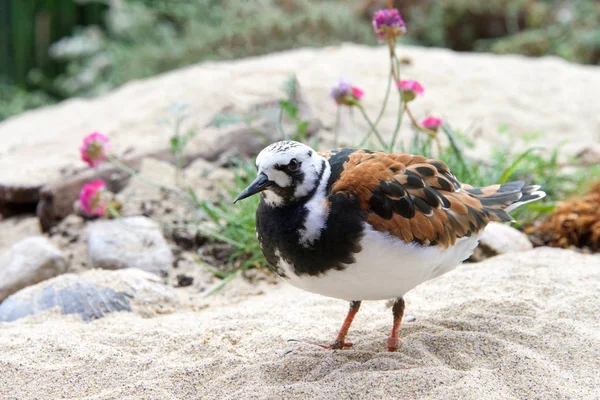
295;120;309;142
170;136;181;154
283;75;298;99
202;272;238;297
499;147;541;184
279;100;298;119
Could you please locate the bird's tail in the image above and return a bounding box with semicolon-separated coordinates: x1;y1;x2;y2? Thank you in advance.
464;181;546;222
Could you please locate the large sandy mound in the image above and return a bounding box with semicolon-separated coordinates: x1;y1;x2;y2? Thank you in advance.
1;247;598;399
1;44;599;188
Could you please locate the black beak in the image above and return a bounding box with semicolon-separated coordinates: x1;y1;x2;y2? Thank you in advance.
234;173;270;203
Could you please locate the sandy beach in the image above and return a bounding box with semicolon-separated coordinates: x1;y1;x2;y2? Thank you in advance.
1;248;598;399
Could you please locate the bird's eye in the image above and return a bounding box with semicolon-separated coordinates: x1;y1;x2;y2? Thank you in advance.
288;158;300;171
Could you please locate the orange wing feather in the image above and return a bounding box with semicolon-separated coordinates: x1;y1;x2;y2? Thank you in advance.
327;150;507;248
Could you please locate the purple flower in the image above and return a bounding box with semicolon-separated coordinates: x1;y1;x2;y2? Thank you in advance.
372;9;407;42
330;79;364;106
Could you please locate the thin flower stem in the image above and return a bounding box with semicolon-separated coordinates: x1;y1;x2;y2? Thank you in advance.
357;105;387;149
107;205;121;219
359;59;394;148
278;106;286;140
107;154;193;201
404;105;442;155
441;124;471;179
388;45;405;152
388;103;404;152
173;116;183;186
333;106;341;147
404;106;435;138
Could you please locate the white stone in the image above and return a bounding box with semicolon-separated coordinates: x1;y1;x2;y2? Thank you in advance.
0;237;68;302
471;222;533;262
87;216;172;275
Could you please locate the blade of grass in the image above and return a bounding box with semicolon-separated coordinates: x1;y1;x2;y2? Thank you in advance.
499;147;541;184
192;253;231;279
357;105;387;149
197;227;246;248
524;202;556;213
388;52;405;152
359;57;394;148
441;123;471;181
202;271;238;298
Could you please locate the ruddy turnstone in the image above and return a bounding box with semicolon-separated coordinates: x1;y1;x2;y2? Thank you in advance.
234;140;546;351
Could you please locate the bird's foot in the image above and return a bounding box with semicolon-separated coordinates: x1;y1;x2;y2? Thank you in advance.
288;338;353;350
387;337;400;352
321;340;353;350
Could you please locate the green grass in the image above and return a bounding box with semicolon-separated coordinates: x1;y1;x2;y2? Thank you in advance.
196;160;265;273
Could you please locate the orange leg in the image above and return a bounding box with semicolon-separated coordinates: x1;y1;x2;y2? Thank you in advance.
388;297;405;352
325;301;361;350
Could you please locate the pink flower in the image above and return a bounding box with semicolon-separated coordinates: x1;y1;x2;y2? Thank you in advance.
398;80;424;94
422;116;442;131
397;80;424;102
351;87;364;101
330;79;364;106
79;180;106;217
372;9;406;42
80;132;110;167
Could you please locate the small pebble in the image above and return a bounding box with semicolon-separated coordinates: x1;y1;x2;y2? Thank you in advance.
176;274;194;287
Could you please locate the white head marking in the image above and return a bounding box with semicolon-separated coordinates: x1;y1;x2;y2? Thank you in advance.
255;141;326;207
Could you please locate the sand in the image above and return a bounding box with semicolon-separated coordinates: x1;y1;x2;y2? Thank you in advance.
1;44;600;188
1;247;598;399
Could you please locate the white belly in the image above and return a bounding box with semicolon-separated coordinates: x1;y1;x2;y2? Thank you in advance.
278;224;481;301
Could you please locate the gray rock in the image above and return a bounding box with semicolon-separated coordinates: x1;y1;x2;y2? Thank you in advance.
0;268;180;322
87;216;172;275
0;237;68;302
575;144;600;167
470;222;533;262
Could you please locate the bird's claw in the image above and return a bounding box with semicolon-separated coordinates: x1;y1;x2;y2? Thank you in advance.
321;340;353;350
387;337;400;352
288;338;353;350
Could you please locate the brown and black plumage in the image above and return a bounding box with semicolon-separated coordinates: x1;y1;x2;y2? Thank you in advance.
323;149;541;248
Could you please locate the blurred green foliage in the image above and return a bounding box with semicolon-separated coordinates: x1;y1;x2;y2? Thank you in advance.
0;0;374;120
402;0;600;63
0;0;106;87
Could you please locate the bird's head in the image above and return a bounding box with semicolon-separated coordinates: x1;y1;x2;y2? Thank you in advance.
234;141;327;207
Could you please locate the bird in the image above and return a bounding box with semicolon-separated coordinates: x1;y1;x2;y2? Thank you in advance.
234;140;546;351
